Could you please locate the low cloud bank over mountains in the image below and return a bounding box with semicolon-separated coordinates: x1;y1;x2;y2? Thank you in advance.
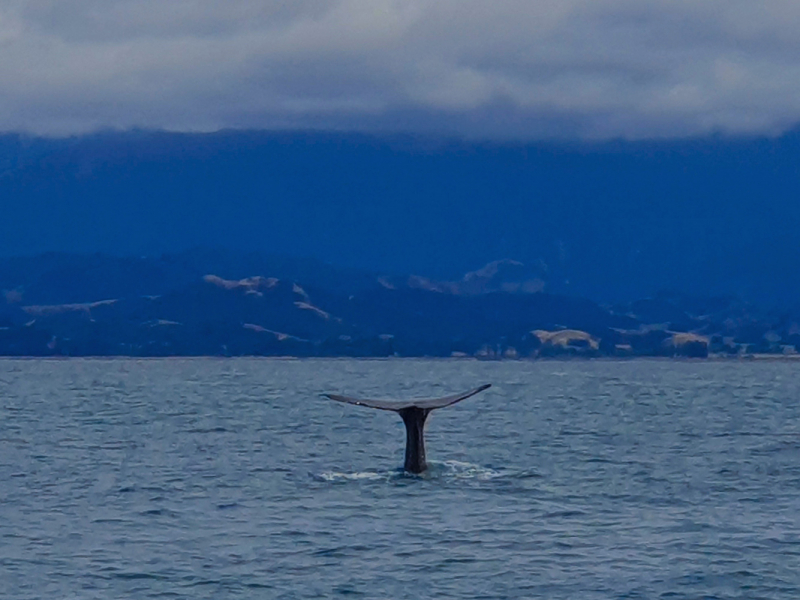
4;1;800;138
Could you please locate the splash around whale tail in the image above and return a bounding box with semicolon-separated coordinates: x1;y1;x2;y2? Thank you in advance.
323;384;491;474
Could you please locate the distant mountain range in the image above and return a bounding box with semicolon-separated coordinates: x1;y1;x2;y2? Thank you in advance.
1;251;797;358
5;129;800;305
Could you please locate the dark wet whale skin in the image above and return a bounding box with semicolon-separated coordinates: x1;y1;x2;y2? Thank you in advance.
399;406;429;473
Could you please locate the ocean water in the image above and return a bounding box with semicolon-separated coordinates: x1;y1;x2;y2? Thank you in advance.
2;358;800;599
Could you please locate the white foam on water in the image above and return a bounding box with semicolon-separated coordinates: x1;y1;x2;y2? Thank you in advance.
433;460;504;480
316;471;387;482
315;462;506;482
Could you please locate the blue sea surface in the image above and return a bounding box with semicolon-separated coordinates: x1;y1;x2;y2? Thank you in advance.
2;358;800;599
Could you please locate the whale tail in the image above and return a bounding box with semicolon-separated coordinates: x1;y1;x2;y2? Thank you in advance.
324;384;491;473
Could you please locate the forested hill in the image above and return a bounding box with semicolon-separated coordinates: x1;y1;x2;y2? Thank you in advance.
0;253;796;358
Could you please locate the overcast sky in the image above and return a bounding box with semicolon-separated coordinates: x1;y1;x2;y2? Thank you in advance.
2;0;800;139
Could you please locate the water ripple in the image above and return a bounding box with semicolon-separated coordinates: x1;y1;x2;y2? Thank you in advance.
2;358;800;599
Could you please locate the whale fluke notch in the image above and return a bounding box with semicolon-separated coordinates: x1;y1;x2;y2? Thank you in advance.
324;383;491;473
324;383;491;411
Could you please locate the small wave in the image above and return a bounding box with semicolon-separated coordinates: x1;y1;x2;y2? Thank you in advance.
113;572;166;581
187;427;229;434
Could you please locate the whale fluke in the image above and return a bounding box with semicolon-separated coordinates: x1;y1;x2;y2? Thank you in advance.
324;383;491;473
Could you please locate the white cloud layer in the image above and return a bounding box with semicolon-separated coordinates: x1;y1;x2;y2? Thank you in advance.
3;0;800;139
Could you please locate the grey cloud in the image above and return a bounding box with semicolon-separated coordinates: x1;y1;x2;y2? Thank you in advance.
2;0;800;139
